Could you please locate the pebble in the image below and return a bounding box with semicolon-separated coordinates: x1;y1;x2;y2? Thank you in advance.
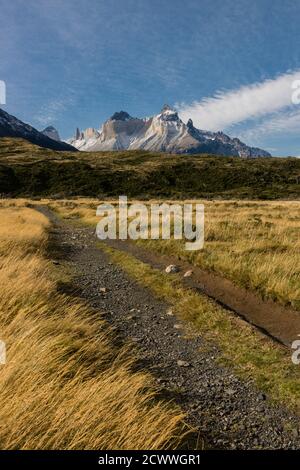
183;269;193;278
177;360;191;367
165;264;180;274
258;393;267;401
225;388;236;396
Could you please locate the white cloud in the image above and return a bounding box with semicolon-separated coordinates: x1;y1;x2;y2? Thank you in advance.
177;70;300;131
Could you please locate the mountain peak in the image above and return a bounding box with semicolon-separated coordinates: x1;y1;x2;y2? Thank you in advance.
161;104;174;113
75;127;81;140
110;111;132;121
41;126;61;142
67;105;271;157
159;104;179;122
0;108;76;151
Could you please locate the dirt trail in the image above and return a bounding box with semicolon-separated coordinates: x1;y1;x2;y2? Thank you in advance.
39;206;300;449
104;240;300;348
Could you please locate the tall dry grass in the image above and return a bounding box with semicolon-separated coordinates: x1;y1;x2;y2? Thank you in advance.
0;202;185;450
47;198;300;309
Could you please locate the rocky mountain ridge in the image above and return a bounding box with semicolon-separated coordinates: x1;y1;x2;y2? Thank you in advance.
68;105;271;157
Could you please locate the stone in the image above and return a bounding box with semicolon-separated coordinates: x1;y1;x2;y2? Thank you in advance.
165;264;179;274
177;360;190;367
258;393;267;401
125;315;136;320
183;269;193;278
225;388;236;396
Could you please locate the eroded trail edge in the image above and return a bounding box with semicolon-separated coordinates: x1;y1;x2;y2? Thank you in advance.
104;239;300;349
39;206;300;450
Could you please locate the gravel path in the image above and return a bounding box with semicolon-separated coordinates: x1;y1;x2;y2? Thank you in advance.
41;207;300;450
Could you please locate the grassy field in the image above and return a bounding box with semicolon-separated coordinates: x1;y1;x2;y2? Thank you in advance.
48;198;300;310
0;200;185;450
0;137;299;199
136;200;300;310
45;198;300;411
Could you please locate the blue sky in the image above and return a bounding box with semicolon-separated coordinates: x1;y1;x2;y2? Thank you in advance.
1;0;300;155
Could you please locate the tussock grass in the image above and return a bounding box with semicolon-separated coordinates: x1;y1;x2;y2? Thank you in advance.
0;202;185;450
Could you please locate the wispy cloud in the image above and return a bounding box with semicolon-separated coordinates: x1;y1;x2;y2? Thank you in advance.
34;97;74;128
236;108;300;144
177;70;300;131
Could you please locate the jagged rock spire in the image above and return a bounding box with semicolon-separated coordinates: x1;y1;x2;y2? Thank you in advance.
75;127;81;140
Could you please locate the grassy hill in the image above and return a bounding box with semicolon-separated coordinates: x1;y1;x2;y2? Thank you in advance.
0;137;299;199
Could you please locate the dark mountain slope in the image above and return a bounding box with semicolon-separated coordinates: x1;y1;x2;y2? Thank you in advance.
0;108;76;152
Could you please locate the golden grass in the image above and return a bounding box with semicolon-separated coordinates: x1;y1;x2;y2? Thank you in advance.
0;202;185;450
46;198;300;309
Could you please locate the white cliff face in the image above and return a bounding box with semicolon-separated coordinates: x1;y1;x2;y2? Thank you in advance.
67;105;271;157
129;106;195;152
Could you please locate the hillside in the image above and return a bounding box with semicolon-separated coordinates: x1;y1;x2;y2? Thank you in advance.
0;108;76;152
0;137;299;199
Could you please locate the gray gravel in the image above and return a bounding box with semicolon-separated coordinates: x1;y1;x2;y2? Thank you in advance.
42;207;300;450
